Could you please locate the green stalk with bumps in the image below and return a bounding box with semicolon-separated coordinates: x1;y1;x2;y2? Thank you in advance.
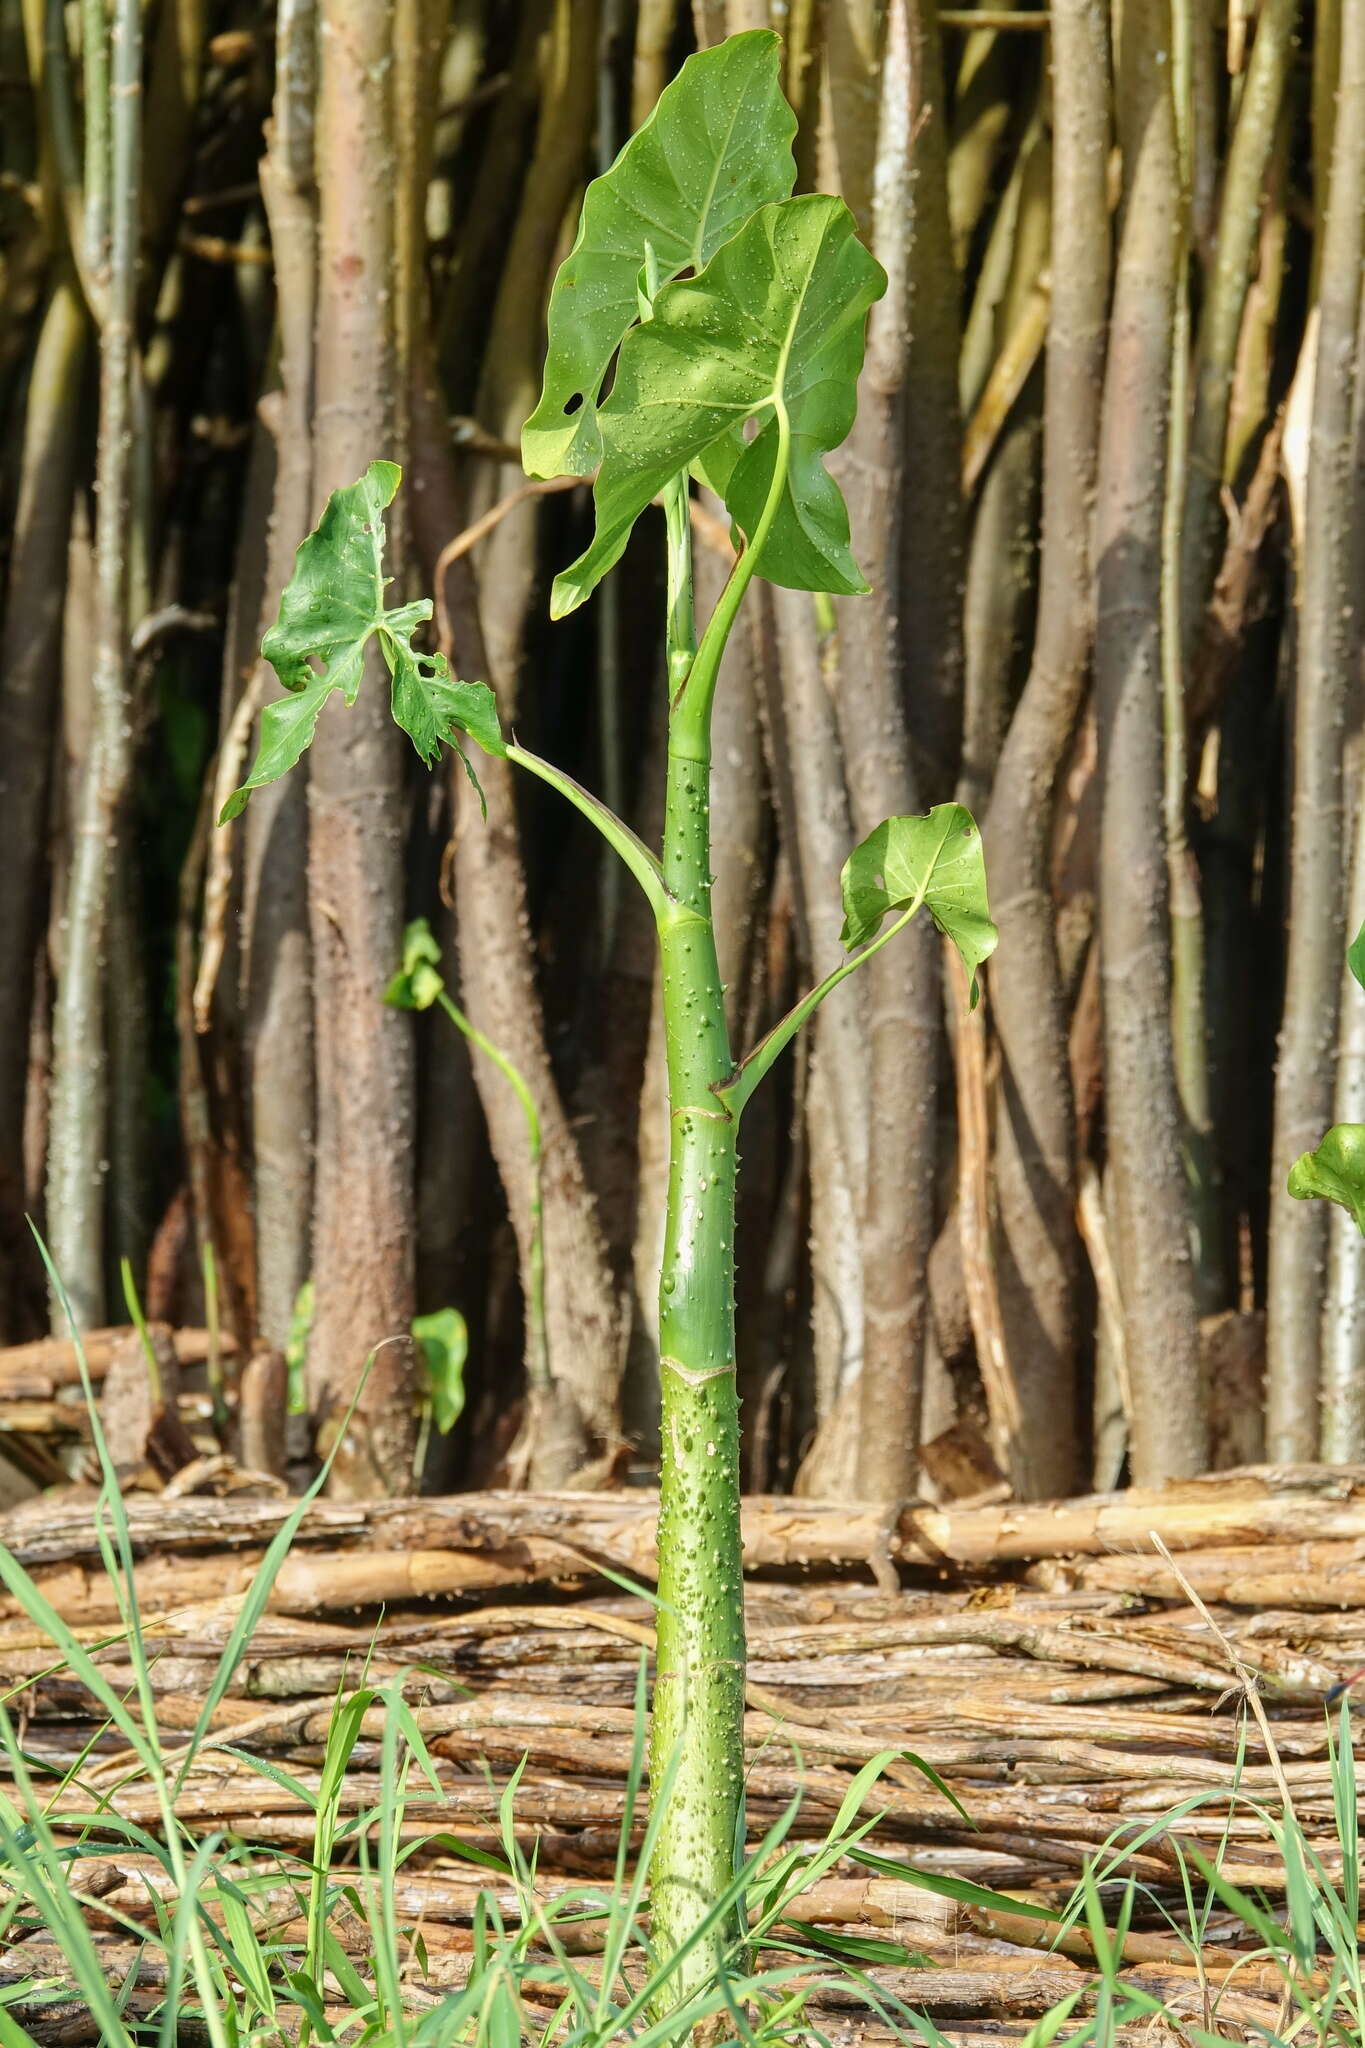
224;31;997;1999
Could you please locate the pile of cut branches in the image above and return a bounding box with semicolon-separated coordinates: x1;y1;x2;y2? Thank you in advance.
1;1466;1360;2042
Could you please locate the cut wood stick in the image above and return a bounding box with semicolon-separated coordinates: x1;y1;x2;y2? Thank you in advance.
0;1325;236;1398
5;1469;1365;1580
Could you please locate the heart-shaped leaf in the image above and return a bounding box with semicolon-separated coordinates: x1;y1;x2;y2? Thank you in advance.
551;194;886;616
222;462;505;822
841;805;998;1006
1288;1125;1365;1235
521;29;796;481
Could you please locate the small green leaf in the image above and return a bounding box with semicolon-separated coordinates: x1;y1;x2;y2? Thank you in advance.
384;918;446;1013
1349;919;1365;993
1288;1125;1365;1235
413;1308;468;1436
285;1279;314;1417
840;804;998;1006
551;194;886;617
522;29;796;480
221;461;505;821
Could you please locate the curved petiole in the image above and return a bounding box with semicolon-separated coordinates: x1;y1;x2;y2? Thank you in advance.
505;742;671;923
716;902;917;1120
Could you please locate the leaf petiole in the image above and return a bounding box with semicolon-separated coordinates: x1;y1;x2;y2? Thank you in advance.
504;743;671;922
717;903;917;1121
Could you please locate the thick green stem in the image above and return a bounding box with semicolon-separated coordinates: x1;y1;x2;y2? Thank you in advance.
649;452;746;1993
650;902;744;1988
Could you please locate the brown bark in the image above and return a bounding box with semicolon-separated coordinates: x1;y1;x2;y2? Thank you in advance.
830;0;942;1498
1093;0;1209;1483
900;0;966;801
305;0;418;1492
762;589;866;1446
240;4;319;1355
45;0;142;1328
0;270;87;1297
982;0;1109;1497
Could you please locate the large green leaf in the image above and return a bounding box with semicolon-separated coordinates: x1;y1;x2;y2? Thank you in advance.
840;805;998;1007
221;461;505;822
550;194;886;617
1288;1125;1365;1236
521;29;796;480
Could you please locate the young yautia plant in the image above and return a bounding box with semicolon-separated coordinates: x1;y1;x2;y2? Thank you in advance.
223;29;997;2002
1288;919;1365;1234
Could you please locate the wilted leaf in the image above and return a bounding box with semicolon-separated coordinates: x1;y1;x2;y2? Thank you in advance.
522;30;796;480
840;804;998;1006
551;194;886;616
384;918;446;1013
413;1309;468;1436
221;462;505;821
1288;1125;1365;1236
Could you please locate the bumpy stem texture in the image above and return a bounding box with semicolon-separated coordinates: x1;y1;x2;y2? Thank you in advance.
650;718;745;1989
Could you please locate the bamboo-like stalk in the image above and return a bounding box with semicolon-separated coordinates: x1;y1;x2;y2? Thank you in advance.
982;0;1109;1496
0;270;87;1207
1321;741;1365;1459
44;0;141;1327
306;0;417;1490
901;0;967;802
833;0;941;1496
240;0;317;1354
1095;0;1208;1482
1180;0;1298;647
1161;0;1222;1312
1266;0;1365;1457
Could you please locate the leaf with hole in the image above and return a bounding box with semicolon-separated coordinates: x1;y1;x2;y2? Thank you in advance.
221;461;505;821
1288;1124;1365;1236
840;805;998;1007
551;194;886;616
521;29;796;480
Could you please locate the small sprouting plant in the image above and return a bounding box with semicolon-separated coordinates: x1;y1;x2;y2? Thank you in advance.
1288;919;1365;1231
223;29;996;1998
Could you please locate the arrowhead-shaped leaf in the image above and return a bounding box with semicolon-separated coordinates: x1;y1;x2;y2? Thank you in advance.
840;805;998;1006
551;194;886;616
1288;1125;1365;1235
221;461;506;823
521;29;796;480
412;1307;468;1435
